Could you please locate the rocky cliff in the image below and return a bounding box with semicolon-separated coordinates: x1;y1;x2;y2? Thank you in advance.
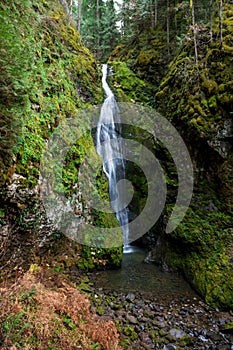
108;3;233;309
0;0;122;278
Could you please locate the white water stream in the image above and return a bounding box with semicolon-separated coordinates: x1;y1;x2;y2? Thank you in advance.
96;64;129;247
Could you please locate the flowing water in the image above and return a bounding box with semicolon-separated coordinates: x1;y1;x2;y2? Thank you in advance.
95;65;198;299
96;64;129;246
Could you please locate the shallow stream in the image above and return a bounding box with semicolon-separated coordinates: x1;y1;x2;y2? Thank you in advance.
92;247;198;300
85;247;233;349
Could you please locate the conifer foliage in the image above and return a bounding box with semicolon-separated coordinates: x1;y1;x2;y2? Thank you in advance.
77;0;120;61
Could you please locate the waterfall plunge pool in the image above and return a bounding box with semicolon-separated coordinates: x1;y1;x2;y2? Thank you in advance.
91;247;199;300
94;66;198;300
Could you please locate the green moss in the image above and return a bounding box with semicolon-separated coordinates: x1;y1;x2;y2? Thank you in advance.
221;322;233;332
0;0;123;272
123;325;138;340
163;189;233;309
0;0;102;184
110;25;170;87
107;61;155;106
77;246;122;271
201;75;218;95
0;0;33;166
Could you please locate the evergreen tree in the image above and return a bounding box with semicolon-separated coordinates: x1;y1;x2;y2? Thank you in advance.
119;0;164;40
80;0;119;61
100;0;120;60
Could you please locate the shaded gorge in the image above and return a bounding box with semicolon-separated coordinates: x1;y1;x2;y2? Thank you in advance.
91;247;198;300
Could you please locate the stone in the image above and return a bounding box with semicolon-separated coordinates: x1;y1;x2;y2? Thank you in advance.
163;345;177;350
169;328;187;340
126;293;136;302
198;334;208;342
126;315;138;324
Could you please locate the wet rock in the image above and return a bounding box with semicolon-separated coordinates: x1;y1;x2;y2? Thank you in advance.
206;331;222;342
139;323;145;331
164;345;177;350
139;332;154;347
219;346;231;350
198;334;209;342
135;301;145;308
158;321;166;328
169;328;187;339
139;316;148;323
126;315;138;324
85;272;233;350
126;293;136;302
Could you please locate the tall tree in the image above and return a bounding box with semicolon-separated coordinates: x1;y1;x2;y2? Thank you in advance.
167;0;170;56
153;0;158;29
80;0;119;60
191;0;198;64
96;0;100;58
77;0;82;32
101;0;119;59
219;0;223;47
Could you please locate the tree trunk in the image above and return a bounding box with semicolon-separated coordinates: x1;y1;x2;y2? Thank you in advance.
96;0;100;59
153;0;158;29
59;0;69;16
167;0;170;56
191;0;198;65
219;0;223;47
77;0;82;32
69;0;73;18
210;0;213;46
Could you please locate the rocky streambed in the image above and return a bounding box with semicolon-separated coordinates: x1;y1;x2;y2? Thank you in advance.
74;247;233;349
88;288;233;349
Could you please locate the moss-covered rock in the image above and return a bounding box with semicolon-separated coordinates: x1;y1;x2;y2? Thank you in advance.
154;4;233;310
0;0;123;274
108;3;233;309
110;22;172;88
107;61;155;106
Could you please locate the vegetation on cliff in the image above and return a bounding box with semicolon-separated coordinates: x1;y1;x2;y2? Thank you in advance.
154;3;233;309
106;1;233;309
0;0;122;278
0;0;232;325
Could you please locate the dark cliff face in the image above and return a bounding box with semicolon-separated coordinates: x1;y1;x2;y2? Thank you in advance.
108;3;233;309
154;4;233;309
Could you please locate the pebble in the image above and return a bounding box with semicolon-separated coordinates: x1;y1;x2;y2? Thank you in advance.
198;334;209;342
169;328;187;339
111;293;231;348
126;315;138;324
75;274;233;350
126;293;136;302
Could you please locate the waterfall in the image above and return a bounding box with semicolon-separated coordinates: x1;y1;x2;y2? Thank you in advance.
96;64;129;247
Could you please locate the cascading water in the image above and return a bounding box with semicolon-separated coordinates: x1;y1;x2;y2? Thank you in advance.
96;64;129;248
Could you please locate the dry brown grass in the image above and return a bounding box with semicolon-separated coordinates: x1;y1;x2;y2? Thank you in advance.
0;266;122;350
